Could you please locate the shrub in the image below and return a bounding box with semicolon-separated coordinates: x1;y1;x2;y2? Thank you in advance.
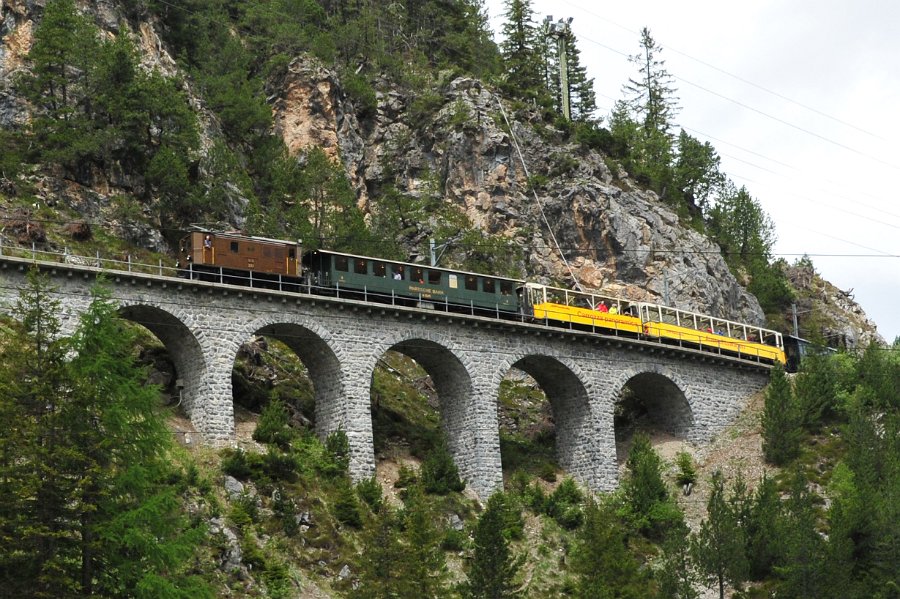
323;429;350;477
253;399;295;446
546;478;584;529
221;448;263;479
262;448;299;482
333;479;363;528
395;464;418;489
356;476;383;511
421;437;464;495
674;451;698;487
441;527;467;552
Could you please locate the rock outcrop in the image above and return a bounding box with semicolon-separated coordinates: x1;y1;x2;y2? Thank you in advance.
1;3;885;337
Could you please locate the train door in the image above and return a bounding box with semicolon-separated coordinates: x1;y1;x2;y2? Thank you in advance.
517;283;547;317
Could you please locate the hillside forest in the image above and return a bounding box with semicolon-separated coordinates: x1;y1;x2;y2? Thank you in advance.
1;0;898;597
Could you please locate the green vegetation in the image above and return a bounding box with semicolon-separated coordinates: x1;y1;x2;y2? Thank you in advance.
0;270;211;596
4;2;897;597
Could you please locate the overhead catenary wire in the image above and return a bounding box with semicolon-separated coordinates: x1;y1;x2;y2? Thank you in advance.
494;94;585;292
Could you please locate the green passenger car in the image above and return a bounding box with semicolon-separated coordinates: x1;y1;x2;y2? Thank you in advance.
304;249;523;314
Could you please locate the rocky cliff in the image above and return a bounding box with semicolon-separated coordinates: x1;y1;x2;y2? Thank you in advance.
0;0;885;338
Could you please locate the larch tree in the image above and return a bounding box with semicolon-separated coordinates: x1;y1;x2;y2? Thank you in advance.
0;271;210;597
0;268;75;596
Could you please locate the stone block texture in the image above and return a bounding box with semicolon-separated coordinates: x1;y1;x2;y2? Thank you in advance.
0;257;770;498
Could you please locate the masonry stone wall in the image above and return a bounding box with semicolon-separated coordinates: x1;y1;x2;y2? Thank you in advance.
0;257;770;498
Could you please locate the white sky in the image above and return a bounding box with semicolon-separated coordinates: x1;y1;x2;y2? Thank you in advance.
484;0;900;343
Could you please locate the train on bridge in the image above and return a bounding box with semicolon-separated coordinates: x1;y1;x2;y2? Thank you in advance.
178;229;789;367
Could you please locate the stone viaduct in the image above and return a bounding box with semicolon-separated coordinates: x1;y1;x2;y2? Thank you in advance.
0;255;771;498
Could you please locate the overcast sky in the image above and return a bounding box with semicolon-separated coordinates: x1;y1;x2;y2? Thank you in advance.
484;0;900;344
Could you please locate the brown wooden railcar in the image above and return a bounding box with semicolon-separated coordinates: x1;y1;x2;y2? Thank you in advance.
181;231;301;276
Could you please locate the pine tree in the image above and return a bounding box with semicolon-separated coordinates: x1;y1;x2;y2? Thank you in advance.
656;522;699;599
794;353;839;431
692;471;749;599
570;497;650;599
401;484;449;597
465;491;521;598
0;272;210;596
499;0;543;101
745;473;782;580
775;470;826;598
761;362;802;465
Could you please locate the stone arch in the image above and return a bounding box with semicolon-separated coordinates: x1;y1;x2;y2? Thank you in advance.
494;352;610;490
117;302;210;436
610;364;695;459
378;331;478;487
237;314;346;438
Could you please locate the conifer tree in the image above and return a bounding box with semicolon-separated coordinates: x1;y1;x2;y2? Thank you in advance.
401;483;449;597
656;522;699;599
465;491;521;598
570;497;650;598
692;471;749;599
619;27;679;191
17;0;99;171
761;363;801;465
499;0;543;100
622;27;679;138
622;432;679;536
672;130;725;215
0;268;74;595
63;282;211;596
793;353;839;431
421;434;465;495
745;473;782;580
560;26;596;121
776;470;826;598
353;504;408;599
0;272;210;596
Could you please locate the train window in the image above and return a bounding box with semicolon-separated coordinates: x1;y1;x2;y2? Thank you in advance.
448;274;458;289
335;255;349;271
412;267;424;283
230;241;239;253
288;249;296;259
355;259;368;274
428;270;442;285
392;265;404;280
465;275;478;291
500;281;513;295
483;278;496;293
373;261;386;277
